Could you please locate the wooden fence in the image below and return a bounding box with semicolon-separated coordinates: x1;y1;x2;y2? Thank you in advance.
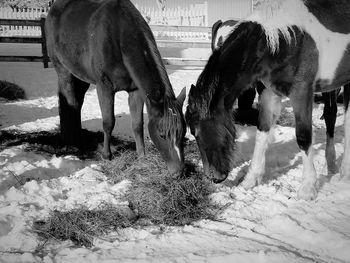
0;17;49;68
135;2;208;26
0;6;212;68
0;3;208;27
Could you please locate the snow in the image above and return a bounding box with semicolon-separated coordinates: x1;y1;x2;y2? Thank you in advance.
1;61;350;263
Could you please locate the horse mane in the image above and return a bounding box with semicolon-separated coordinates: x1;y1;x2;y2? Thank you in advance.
138;15;184;138
244;0;305;53
126;2;183;138
188;50;221;120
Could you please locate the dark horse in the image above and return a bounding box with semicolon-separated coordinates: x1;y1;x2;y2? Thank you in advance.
46;0;186;174
186;0;350;200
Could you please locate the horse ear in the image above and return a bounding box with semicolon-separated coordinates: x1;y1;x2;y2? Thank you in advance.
177;87;186;107
212;20;223;36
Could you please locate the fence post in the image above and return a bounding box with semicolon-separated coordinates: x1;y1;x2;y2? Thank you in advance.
40;15;49;68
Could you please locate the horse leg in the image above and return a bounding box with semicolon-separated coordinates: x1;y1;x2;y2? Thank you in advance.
322;90;338;175
341;83;350;179
242;88;282;189
56;66;89;147
128;88;145;157
290;83;317;200
96;83;115;160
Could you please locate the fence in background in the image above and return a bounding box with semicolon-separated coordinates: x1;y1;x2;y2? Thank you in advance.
135;3;208;27
0;17;49;68
0;7;48;37
0;4;212;67
0;4;209;39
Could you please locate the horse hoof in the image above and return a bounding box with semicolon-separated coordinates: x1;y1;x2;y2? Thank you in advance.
297;181;317;200
241;176;258;190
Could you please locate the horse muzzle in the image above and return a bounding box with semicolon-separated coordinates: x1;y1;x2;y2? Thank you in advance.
212;170;228;184
204;164;228;183
167;161;185;176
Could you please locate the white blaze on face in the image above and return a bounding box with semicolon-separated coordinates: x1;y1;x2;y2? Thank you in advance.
245;0;350;83
173;138;181;161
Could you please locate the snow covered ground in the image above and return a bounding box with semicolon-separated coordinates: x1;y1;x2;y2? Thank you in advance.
1;61;350;263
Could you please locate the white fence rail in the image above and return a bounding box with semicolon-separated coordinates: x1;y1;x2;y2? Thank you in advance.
0;4;209;40
135;3;208;27
0;7;48;37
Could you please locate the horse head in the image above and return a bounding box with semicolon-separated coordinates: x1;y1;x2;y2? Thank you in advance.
148;87;186;175
186;83;236;183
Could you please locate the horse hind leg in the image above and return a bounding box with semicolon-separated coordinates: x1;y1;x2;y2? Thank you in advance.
322;90;338;175
56;64;89;147
128;87;145;157
242;88;282;189
341;83;350;179
96;82;115;160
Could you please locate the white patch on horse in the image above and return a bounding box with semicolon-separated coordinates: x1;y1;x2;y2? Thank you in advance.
298;150;318;200
245;0;350;82
341;107;350;179
173;139;181;161
242;129;273;189
213;24;237;50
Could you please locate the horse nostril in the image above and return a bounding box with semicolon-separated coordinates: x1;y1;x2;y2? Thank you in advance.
213;177;225;184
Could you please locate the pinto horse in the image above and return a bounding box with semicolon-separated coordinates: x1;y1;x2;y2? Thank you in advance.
46;0;186;174
186;0;350;200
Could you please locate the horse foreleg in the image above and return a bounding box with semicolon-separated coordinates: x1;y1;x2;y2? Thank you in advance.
96;83;115;160
128;88;145;157
290;84;317;200
322;90;338;175
242;89;281;189
57;69;89;147
341;84;350;179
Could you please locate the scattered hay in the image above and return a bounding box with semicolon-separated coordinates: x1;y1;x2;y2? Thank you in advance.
0;80;26;100
33;204;136;247
33;142;217;247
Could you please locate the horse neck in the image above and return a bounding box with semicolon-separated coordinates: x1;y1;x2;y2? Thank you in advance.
219;22;269;103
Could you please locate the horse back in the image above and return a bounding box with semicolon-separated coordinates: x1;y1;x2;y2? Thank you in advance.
47;0;169;99
46;0;109;83
305;0;350;34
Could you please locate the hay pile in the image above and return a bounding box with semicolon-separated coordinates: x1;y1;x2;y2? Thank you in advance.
0;80;26;100
103;143;217;226
33;142;218;247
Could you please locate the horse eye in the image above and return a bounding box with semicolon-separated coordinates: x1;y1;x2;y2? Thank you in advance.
159;134;167;140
